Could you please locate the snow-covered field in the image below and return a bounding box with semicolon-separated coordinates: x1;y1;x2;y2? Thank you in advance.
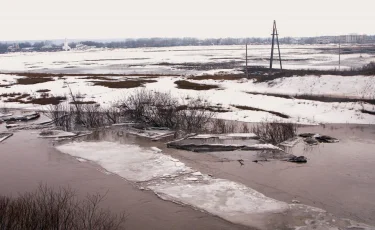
1;44;375;124
56;141;375;230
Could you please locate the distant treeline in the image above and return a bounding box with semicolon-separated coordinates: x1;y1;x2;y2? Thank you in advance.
1;35;375;54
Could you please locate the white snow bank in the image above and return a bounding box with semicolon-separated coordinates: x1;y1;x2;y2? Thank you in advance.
56;141;192;181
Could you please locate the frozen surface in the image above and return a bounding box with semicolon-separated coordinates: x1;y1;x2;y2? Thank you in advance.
56;141;192;181
150;178;289;216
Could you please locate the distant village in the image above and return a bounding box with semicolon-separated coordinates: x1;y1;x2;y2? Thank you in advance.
1;34;374;54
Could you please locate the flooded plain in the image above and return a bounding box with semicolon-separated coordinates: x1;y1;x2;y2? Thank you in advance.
1;121;375;229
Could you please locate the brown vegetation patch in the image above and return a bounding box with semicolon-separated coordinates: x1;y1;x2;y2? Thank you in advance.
232;105;290;119
175;80;220;90
70;101;97;105
188;74;244;81
92;79;156;88
176;105;230;113
0;93;22;97
81;76;114;81
16;77;54;85
246;91;293;99
36;89;51;93
361;109;375;115
4;94;31;103
4;95;66;105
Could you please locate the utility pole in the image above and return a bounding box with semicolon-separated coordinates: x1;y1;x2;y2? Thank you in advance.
270;20;282;70
245;40;248;78
339;36;341;71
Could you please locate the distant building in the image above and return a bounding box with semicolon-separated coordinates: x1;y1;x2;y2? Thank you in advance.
339;34;367;43
316;37;333;44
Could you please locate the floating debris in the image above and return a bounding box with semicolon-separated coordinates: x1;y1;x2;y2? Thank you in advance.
0;133;13;143
299;133;339;145
287;155;307;163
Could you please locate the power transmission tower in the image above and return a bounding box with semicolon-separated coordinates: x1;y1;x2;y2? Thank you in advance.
270;20;282;70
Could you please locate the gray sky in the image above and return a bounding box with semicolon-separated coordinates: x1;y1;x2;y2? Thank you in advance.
1;0;374;41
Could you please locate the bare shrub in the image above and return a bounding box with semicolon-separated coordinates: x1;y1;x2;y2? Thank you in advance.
46;91;121;130
0;185;126;230
210;119;237;134
177;97;216;133
119;89;216;132
251;121;297;145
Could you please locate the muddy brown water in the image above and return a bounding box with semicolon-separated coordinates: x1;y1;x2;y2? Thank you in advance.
0;129;253;230
1;123;375;229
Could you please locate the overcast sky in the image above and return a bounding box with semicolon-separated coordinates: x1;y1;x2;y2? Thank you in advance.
0;0;374;41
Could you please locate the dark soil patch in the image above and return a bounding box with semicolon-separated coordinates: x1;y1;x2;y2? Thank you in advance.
92;79;156;88
188;74;244;81
175;80;220;90
232;105;290;119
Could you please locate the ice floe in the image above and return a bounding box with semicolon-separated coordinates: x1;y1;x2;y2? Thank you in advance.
56;141;192;181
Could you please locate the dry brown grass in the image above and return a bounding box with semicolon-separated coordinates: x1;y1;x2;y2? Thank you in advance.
174;80;220;90
232;105;290;119
92;79;156;88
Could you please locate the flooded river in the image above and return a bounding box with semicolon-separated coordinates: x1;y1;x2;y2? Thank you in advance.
1;122;375;229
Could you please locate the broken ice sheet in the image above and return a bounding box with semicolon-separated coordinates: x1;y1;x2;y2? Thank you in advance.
56;141;192;181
